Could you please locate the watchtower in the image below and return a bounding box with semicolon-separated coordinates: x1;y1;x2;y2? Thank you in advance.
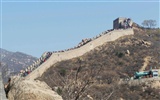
113;17;133;29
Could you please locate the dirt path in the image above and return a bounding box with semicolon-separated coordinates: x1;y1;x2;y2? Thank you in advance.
139;56;151;71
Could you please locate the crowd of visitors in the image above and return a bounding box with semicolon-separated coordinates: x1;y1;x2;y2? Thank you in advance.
18;52;52;77
52;29;115;53
18;28;131;77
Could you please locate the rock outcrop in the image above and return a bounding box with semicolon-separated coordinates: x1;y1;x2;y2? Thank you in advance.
7;77;63;100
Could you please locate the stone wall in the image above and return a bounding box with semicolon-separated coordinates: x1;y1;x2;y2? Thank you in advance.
26;29;134;80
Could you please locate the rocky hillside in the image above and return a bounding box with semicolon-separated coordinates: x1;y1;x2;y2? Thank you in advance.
38;28;160;100
7;76;63;100
0;48;37;82
0;48;37;71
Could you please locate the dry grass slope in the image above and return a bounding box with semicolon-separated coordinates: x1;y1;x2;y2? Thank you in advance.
38;28;160;100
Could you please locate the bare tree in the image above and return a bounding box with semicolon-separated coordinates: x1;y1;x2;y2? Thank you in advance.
142;20;149;28
142;20;157;28
50;58;103;100
149;20;157;28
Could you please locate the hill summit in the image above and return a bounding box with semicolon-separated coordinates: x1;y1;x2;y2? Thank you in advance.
5;18;160;100
38;28;160;100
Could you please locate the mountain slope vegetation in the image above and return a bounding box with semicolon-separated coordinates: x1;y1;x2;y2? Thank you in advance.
38;28;160;100
0;49;37;72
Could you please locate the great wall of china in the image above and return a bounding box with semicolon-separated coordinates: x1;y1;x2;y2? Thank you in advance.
0;27;134;100
2;17;160;99
25;28;134;80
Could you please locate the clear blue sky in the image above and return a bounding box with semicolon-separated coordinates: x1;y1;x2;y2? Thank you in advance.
0;0;159;57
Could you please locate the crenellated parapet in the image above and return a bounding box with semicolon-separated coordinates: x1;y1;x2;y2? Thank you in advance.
26;28;134;80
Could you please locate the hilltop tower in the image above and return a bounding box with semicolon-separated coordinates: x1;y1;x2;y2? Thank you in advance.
113;17;133;29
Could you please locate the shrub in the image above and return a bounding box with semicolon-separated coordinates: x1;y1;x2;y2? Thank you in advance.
59;69;66;77
115;52;124;58
118;62;123;65
57;87;62;95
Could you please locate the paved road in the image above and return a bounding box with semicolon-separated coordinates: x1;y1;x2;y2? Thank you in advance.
0;72;7;100
119;77;160;85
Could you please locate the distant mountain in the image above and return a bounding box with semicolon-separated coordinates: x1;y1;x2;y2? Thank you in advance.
0;48;37;71
0;48;37;80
